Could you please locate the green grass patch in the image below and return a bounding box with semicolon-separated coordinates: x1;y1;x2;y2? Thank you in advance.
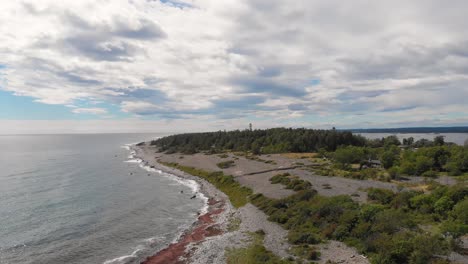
225;231;292;264
160;162;252;208
228;216;242;232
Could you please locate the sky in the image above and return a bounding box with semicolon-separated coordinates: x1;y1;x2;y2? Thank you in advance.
1;0;468;134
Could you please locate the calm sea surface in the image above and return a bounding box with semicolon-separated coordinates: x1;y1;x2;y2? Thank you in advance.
358;133;468;145
0;134;205;264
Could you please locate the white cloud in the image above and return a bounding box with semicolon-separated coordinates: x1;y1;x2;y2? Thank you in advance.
71;107;108;115
121;101;161;115
0;0;467;130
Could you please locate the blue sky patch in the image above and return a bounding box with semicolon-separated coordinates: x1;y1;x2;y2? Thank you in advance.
310;79;320;86
160;0;192;9
0;91;130;120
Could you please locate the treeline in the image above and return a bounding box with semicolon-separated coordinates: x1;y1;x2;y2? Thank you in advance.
331;135;468;176
151;128;366;154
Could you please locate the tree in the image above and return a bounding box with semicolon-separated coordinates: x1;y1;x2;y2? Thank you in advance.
434;196;454;215
451;198;468;224
434;135;445;146
380;145;400;169
384;135;401;147
464;138;468;148
334;146;364;168
445;160;462;176
403;137;415;146
251;140;261;155
388;166;401;180
414;156;433;175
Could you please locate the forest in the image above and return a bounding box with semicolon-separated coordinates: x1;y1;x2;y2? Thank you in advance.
151;128;366;154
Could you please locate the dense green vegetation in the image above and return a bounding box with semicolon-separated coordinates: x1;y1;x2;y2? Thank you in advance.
151;128;366;154
159;161;466;263
320;135;468;178
252;178;467;264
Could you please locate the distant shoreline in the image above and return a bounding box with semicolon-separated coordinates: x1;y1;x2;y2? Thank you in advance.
346;126;468;133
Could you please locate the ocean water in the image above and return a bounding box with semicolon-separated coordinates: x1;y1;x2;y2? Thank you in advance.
358;133;468;146
0;134;206;264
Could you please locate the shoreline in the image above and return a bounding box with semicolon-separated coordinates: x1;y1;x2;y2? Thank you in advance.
132;144;233;264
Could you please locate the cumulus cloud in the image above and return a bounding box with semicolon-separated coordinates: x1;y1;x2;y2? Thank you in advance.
0;0;467;129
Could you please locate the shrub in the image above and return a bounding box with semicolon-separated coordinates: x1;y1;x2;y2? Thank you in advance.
421;170;438;178
288;230;321;244
216;160;236;169
450;198;468;224
434;196;454;215
367;188;395;204
388;166;401;179
269;173;312;191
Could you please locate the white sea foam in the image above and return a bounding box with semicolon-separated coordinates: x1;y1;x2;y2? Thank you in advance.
103;234;170;264
120;145;131;151
124;158;142;163
103;246;144;264
124;142;210;214
138;160;209;211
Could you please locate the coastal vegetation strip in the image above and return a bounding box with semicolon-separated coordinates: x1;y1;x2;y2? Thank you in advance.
159;161;252;208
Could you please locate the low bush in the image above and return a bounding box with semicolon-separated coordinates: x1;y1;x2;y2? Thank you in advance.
216;160;236;169
269;173;312;191
367;188;395;204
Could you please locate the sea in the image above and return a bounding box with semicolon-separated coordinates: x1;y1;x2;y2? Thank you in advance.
0;134;206;264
